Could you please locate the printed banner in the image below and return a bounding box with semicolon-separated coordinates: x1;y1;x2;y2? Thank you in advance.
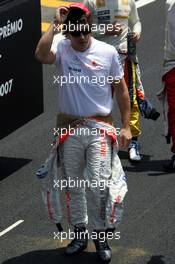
0;0;43;139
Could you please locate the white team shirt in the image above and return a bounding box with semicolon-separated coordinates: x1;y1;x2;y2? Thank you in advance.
52;37;124;116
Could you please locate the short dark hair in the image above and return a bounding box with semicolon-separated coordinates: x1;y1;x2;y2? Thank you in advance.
62;8;92;35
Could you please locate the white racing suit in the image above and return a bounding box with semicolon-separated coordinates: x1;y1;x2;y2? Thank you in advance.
37;118;128;231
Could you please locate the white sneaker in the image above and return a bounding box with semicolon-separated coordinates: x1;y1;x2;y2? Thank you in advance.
128;141;141;162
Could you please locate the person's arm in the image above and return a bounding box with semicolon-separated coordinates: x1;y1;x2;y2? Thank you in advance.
112;78;132;149
129;0;141;42
35;6;68;64
35;22;57;64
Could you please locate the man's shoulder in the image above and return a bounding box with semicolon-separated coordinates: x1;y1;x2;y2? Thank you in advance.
58;37;70;47
53;36;70;51
92;38;117;54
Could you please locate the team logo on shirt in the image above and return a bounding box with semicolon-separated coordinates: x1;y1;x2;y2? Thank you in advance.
91;60;98;66
68;66;81;72
90;60;104;70
97;10;110;24
96;0;106;8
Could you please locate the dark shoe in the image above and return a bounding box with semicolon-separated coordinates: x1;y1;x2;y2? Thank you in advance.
65;226;88;256
93;235;112;263
163;155;175;172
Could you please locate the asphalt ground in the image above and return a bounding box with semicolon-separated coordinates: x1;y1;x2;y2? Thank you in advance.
1;0;175;264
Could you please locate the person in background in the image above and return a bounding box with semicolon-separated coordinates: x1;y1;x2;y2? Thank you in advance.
83;0;160;162
161;0;175;172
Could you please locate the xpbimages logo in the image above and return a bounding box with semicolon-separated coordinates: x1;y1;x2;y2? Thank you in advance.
53;229;121;243
53;73;120;87
54;21;121;36
53;125;121;138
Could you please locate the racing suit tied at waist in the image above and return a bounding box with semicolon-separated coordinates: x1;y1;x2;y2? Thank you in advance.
36;116;127;230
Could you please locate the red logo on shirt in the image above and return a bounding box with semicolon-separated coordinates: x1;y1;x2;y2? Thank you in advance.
92;60;98;66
